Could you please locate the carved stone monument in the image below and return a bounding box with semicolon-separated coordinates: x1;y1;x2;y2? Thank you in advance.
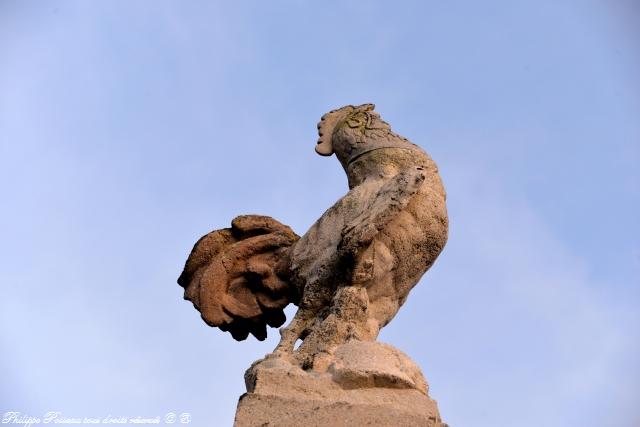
178;104;449;426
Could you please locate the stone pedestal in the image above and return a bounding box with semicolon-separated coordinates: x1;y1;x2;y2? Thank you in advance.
234;341;446;427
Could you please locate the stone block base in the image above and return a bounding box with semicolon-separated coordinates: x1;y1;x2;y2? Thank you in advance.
233;341;446;427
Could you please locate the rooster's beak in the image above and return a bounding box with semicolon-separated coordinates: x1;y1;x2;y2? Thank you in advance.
315;136;333;156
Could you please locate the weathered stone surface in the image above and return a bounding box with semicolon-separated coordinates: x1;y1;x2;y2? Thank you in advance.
329;340;428;393
177;104;450;425
235;341;445;427
178;215;299;341
178;104;448;357
235;393;441;427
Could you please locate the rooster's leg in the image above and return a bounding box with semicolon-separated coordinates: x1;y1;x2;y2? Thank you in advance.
274;284;332;355
273;305;318;355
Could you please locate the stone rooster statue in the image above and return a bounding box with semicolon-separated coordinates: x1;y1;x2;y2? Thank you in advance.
178;104;449;426
178;104;448;427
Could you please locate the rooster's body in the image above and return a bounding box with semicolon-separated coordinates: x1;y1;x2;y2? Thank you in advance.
178;104;448;370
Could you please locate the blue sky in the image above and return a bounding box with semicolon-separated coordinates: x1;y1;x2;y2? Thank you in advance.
1;1;638;426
